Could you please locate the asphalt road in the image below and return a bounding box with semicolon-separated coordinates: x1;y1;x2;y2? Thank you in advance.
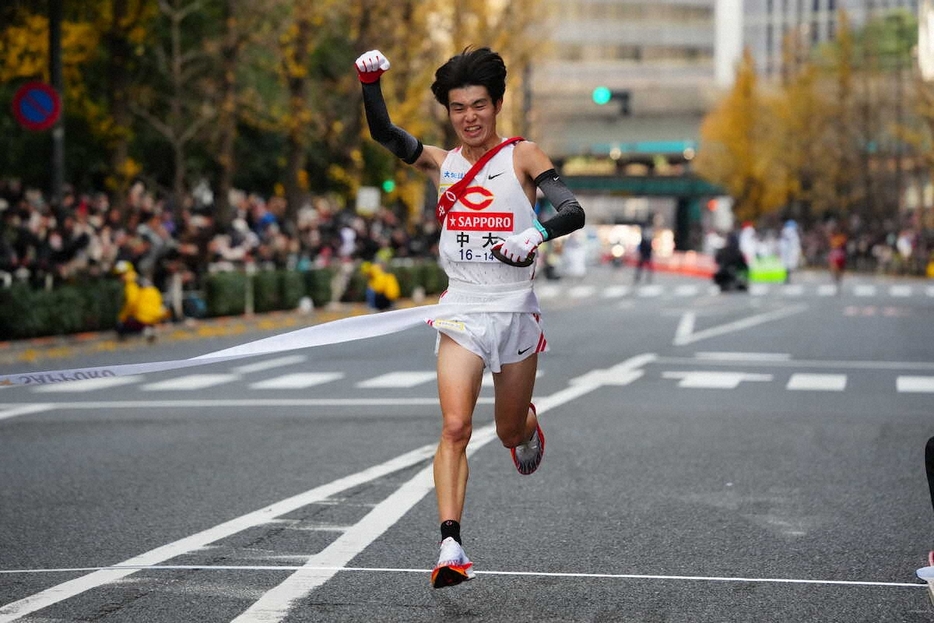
1;265;932;622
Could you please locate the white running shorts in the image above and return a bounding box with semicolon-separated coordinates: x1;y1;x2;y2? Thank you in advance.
428;281;547;373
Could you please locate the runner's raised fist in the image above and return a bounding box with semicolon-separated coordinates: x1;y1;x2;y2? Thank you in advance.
355;50;390;83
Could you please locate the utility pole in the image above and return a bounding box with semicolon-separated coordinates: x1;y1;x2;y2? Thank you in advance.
49;0;65;210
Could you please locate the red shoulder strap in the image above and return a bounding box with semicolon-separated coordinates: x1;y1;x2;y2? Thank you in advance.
435;136;524;223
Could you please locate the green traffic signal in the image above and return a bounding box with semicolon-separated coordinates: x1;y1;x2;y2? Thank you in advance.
382;179;396;193
592;86;612;106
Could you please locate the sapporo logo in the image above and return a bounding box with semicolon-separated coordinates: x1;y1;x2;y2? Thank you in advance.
459;186;494;210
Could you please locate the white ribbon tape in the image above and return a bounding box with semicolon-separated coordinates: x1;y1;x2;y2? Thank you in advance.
0;291;539;388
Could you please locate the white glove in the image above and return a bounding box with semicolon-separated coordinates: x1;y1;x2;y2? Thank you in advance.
496;227;544;265
355;49;390;83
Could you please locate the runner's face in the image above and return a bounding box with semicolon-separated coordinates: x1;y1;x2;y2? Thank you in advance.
448;86;501;148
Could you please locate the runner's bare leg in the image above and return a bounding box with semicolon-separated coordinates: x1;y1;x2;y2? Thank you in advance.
493;353;538;447
435;334;485;522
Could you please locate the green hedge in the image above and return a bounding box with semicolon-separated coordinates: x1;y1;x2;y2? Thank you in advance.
0;280;121;340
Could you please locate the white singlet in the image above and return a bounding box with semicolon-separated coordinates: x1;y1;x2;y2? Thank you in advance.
428;140;547;371
437;141;537;286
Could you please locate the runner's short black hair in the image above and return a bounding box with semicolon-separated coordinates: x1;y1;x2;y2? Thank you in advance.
430;47;507;109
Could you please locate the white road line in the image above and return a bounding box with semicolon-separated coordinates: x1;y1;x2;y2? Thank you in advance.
356;371;437;389
890;285;912;297
817;285;838;296
749;284;770;296
674;312;695;346
31;377;139;393
227;355;650;622
694;352;791;362
0;565;922;590
897;376;934;393
927;286;934;298
663;371;773;389
0;398;493;410
230;456;440;622
656;356;934;371
781;285;804;296
0;443;440;623
786;373;847;391
233;355;307;374
141;374;240;391
249;373;344;390
673;285;699;297
0;404;53;422
673;304;807;346
853;285;876;297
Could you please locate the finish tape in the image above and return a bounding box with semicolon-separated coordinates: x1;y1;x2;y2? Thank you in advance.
0;287;539;388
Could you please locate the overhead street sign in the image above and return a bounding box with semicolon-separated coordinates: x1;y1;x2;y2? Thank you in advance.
11;81;61;131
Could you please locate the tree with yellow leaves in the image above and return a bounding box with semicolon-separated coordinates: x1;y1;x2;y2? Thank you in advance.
695;49;793;223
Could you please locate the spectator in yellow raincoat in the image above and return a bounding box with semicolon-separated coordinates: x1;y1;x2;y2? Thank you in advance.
361;261;400;311
114;261;170;341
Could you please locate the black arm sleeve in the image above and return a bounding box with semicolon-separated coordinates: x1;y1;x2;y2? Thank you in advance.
361;81;423;165
535;169;585;241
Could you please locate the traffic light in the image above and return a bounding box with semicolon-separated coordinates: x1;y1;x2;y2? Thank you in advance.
592;86;612;106
592;87;631;116
382;179;396;193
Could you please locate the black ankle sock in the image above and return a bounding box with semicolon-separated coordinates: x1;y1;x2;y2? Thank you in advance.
440;520;461;544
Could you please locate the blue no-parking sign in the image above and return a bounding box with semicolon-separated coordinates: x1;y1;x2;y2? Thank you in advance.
11;81;61;131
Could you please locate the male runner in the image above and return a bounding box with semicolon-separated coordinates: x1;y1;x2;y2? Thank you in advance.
355;47;585;588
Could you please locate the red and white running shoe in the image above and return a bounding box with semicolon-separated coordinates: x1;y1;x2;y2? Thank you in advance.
511;403;545;475
431;537;475;588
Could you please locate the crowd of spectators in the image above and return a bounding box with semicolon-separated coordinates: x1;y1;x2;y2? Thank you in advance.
0;177;442;307
704;214;934;278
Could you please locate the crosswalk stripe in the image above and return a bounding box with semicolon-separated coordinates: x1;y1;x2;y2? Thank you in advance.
355;372;437;389
250;373;344;390
636;285;664;297
568;285;596;299
786;373;847;391
32;377;140;393
896;376;934;393
601;285;630;298
141;374;240;391
529;281;927;301
233;355;307;374
662;371;773;388
535;284;561;299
